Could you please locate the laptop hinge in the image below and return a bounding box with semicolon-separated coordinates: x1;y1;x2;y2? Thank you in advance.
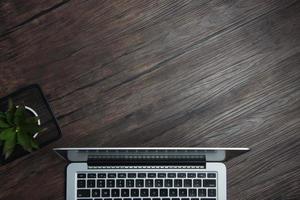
87;155;206;169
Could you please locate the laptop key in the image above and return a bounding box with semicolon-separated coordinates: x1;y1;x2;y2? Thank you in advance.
116;179;125;187
172;198;180;200
177;173;186;178
162;198;170;200
128;173;136;178
148;173;156;178
174;179;182;187
88;173;96;178
168;173;176;178
131;189;139;196
160;189;168;197
107;180;115;187
189;189;197;196
169;189;177;197
155;179;163;187
118;173;126;178
179;189;187;197
193;179;201;187
208;189;216;197
201;199;216;200
197;173;206;178
121;189;130;197
112;189;120;197
138;173;146;178
187;173;196;178
136;179;144;187
77;173;86;178
77;189;90;197
87;180;95;188
102;189;110;197
77;180;86;188
207;173;216;178
158;173;166;178
150;189;158;196
107;173;117;178
198;189;206;196
92;189;100;197
108;173;116;178
97;180;105;187
184;179;192;187
145;179;153;187
98;173;106;178
165;179;172;187
126;179;134;187
203;179;216;187
141;189;149;197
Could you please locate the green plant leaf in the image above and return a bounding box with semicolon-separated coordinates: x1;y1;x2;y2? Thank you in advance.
0;127;15;141
0;119;10;128
5;111;14;125
0;112;6;120
8;98;15;112
25;117;39;126
20;124;41;136
0;128;17;159
14;105;26;126
0;99;43;157
2;128;17;159
6;99;16;125
0;112;8;127
30;139;39;149
17;130;32;152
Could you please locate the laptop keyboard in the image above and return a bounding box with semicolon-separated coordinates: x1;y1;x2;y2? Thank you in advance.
76;172;217;200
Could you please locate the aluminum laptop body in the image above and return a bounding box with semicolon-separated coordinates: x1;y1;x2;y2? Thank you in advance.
54;147;249;200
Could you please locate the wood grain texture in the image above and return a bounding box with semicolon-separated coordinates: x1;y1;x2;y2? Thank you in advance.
0;0;68;36
0;0;300;199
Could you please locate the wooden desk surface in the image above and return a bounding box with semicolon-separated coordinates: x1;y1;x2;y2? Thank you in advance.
0;0;299;199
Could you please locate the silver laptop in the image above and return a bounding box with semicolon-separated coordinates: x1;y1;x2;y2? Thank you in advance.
54;147;249;200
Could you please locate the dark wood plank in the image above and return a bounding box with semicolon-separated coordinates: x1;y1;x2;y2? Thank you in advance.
0;0;68;36
0;0;299;200
56;0;300;147
0;0;295;97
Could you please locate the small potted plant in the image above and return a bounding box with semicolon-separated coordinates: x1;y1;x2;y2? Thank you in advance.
0;99;44;160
